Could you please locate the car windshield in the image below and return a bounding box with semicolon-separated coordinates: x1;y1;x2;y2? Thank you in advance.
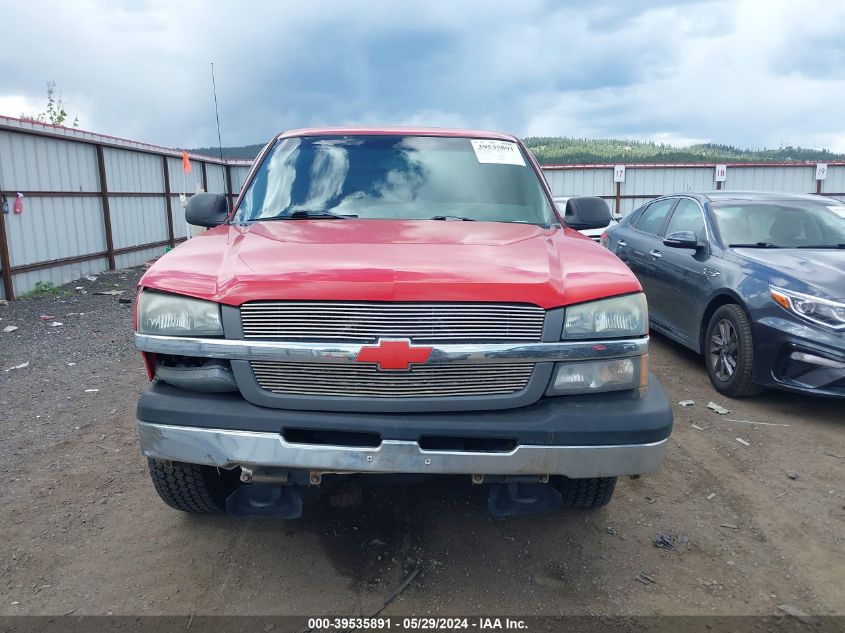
235;135;556;225
712;200;845;248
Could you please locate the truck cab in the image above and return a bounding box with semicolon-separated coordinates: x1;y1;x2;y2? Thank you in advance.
134;127;672;518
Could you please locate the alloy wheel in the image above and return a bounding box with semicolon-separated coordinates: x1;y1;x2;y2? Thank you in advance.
709;318;738;381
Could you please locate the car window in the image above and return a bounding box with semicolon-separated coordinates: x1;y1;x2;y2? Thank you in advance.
665;199;706;238
635;199;675;236
712;201;845;247
237;135;555;225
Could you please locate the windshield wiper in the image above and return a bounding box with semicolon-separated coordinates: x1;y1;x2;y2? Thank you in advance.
794;244;845;249
728;242;781;248
429;215;476;221
263;210;357;221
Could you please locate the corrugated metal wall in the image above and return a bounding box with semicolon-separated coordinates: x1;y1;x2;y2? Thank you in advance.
0;116;252;299
0;115;841;301
541;163;845;216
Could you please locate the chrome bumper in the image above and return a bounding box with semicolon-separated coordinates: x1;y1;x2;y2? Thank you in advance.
138;421;668;478
133;333;648;365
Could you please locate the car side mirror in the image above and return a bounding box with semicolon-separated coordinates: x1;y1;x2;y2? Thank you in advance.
186;193;229;227
564;196;612;230
663;230;701;249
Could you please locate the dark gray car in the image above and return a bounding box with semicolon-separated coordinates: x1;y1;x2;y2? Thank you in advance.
602;191;845;398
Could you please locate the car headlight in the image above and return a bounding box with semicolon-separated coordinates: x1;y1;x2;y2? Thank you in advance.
546;356;648;396
137;291;223;336
770;286;845;331
562;293;648;339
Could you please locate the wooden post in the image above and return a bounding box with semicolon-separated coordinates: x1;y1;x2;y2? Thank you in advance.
0;202;13;300
162;156;175;247
200;161;208;193
615;181;621;216
95;145;116;270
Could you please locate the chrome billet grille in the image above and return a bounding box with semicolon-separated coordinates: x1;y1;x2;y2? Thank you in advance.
250;361;535;397
240;302;545;342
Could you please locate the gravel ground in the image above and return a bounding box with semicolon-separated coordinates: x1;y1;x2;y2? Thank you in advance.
0;266;842;618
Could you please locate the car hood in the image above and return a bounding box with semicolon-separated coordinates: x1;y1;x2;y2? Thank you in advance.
732;248;845;301
140;219;640;308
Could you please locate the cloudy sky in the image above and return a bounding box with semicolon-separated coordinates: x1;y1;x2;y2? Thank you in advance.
2;0;844;151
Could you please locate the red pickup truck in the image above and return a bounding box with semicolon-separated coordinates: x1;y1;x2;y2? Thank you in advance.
134;127;672;518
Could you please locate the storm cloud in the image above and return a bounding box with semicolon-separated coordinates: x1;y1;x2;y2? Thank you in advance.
2;0;844;151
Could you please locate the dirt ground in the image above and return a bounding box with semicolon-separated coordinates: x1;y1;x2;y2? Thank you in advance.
0;266;842;618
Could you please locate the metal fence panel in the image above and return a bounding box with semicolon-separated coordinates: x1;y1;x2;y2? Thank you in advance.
13;257;108;297
115;245;167;270
171;196;190;239
625;167;715;196
726;166;816;192
824;165;845;197
0;130;99;191
103;147;164;193
166;156;204;194
5;196;105;266
109;196;168;249
206;164;226;194
231;165;251;192
545;168;614;197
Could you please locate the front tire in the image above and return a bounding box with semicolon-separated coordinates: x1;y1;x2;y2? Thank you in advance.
704;304;762;397
554;476;617;509
147;459;238;513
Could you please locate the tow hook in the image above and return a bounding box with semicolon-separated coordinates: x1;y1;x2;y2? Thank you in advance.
239;466;289;484
488;478;561;517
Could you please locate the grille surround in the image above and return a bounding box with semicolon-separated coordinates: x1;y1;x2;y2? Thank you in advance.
250;361;536;398
240;302;545;342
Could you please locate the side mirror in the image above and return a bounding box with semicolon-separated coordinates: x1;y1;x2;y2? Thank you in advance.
186;193;229;227
564;196;611;230
663;230;701;249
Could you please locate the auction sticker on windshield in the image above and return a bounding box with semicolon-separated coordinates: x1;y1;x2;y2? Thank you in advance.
470;139;526;166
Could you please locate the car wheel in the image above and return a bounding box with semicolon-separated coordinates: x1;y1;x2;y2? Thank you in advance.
147;459;239;513
704;304;762;397
553;476;617;509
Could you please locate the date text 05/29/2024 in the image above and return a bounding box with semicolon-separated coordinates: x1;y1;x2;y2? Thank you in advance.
306;616;528;631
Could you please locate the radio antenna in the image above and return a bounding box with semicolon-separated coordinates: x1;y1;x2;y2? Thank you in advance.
210;61;224;162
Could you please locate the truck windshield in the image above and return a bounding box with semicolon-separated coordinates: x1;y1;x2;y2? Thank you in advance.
713;200;845;248
236;135;556;226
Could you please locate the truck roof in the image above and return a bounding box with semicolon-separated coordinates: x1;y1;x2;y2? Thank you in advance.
277;126;518;141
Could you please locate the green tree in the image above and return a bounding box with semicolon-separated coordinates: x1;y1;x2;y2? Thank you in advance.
21;81;79;127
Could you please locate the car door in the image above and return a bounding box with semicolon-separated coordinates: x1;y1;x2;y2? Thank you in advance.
623;198;677;327
651;197;710;346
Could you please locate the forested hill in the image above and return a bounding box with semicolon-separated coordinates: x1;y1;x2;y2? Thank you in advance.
524;138;845;164
192;138;845;164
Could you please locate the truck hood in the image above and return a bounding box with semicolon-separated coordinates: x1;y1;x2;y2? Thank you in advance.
140;219;640;308
732;248;845;302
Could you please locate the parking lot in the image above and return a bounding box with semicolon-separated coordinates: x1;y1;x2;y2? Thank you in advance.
1;265;843;617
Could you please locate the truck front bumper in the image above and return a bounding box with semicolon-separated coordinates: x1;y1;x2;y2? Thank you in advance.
139;422;667;478
137;374;672;478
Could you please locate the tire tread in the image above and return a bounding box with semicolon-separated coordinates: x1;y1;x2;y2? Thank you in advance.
147;459;229;513
557;476;617;509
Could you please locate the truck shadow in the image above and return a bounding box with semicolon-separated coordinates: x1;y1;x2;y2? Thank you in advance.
193;475;602;595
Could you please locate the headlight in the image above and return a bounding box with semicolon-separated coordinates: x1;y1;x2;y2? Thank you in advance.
770;286;845;331
547;356;648;396
563;293;648;339
137;292;223;336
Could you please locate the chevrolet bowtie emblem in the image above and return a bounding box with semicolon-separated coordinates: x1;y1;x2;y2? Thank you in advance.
355;339;433;371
